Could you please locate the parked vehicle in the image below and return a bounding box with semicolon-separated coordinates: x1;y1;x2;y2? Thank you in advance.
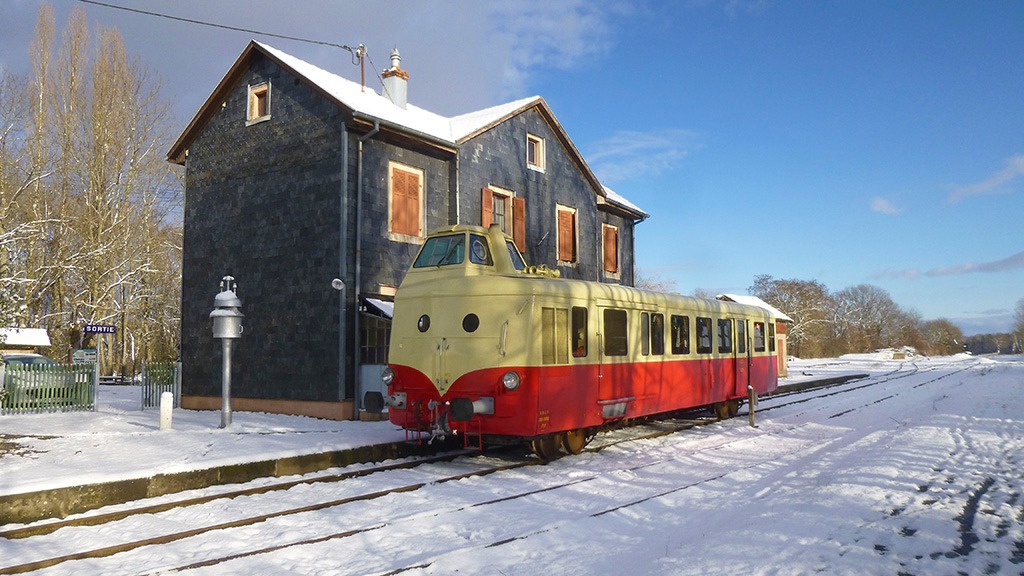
3;352;59;367
1;353;91;412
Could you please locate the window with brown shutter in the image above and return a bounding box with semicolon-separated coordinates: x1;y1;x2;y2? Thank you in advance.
512;197;526;253
603;224;619;273
483;187;526;253
246;82;271;125
557;206;576;263
389;163;422;239
481;187;494;227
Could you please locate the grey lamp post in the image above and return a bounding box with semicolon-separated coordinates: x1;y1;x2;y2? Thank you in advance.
210;276;243;428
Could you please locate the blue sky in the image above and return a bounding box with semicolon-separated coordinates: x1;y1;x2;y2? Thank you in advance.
2;1;1022;334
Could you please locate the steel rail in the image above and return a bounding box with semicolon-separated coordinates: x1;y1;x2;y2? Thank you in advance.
4;359;978;575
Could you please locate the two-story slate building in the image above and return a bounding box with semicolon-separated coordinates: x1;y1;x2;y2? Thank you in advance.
168;41;647;419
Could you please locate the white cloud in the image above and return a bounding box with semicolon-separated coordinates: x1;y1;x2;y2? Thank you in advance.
924;250;1024;276
869;196;901;215
487;0;624;99
585;129;703;183
947;154;1024;203
874;250;1024;280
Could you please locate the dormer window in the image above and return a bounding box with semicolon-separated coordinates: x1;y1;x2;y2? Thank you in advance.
247;82;271;125
526;133;545;172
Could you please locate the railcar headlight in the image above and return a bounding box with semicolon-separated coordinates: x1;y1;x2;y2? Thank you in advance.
381;367;395;386
502;371;521;391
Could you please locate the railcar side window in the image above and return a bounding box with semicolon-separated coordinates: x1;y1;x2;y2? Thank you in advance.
696;317;713;354
468;234;493;265
604;309;628;356
572;306;588;357
718;319;732;353
671;315;690;354
641;313;651;356
737;320;747;354
753;322;766;352
542;307;569;365
769;323;776;352
651;313;665;355
413;234;464;267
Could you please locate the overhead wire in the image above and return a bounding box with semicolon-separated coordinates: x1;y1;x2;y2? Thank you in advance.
78;1;399;103
76;0;359;54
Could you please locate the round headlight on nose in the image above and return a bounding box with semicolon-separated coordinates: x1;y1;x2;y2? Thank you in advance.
381;367;395;386
502;371;521;391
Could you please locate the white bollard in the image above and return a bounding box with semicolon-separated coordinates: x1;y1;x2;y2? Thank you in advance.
160;391;174;431
747;385;758;428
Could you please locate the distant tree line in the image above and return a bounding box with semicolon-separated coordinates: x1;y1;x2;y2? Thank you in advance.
968;298;1024;355
635;269;1004;358
0;6;182;373
747;275;974;358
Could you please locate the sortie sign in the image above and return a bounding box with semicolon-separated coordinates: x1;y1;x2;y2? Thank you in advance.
84;323;116;334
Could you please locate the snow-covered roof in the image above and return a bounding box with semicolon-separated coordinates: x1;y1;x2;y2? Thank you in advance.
170;41;547;156
258;43;547;146
602;186;648;219
717;294;794;323
167;42;647;219
0;327;51;348
364;298;394;319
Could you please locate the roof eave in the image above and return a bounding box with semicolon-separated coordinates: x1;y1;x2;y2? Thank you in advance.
597;196;649;222
167;41;265;165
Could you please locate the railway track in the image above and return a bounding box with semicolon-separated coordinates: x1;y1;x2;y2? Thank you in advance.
757;355;980;418
0;358;981;575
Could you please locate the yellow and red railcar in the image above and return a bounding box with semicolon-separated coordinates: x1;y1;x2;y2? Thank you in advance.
369;224;778;457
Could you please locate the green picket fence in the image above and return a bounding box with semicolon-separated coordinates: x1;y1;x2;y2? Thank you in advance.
141;361;181;410
1;363;96;414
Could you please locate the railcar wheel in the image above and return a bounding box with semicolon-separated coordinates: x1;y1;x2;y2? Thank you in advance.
727;399;741;418
530;434;562;461
714;402;730;420
561;429;589;455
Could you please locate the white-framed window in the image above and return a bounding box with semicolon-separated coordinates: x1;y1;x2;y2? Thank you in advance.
526;133;545;172
388;161;424;243
246;82;271;125
556;205;577;264
485;186;514;235
482;186;526;252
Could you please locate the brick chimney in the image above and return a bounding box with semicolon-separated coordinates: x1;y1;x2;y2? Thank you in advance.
381;48;409;109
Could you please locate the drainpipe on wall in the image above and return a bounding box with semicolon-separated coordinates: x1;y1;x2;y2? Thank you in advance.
338;128;349;402
354;120;380;418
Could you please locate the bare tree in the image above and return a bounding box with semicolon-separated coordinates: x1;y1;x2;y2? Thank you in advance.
833;284;904;352
750;274;834;358
919;318;965;356
634;267;678;294
0;70;38;328
690;288;716;300
1013;297;1024;354
6;5;183;369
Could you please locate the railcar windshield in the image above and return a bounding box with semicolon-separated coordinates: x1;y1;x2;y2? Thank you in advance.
506;240;526;270
414;234;465;268
414;233;496;268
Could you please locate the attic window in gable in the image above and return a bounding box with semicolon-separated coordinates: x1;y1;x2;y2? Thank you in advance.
526;133;545;172
246;82;271;125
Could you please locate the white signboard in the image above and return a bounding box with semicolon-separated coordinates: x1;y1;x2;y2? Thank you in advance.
73;348;98;365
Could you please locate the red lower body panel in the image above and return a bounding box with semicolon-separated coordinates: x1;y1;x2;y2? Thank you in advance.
387;356;778;439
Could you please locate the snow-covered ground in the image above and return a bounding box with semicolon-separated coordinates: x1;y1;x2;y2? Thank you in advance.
2;352;1023;575
0;388;406;497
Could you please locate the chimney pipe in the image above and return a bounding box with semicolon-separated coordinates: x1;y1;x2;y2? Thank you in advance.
381;48;409;109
